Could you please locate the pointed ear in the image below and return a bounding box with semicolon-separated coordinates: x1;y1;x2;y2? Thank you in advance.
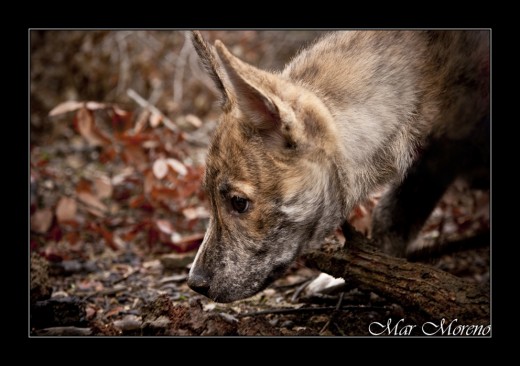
191;31;232;111
214;39;288;134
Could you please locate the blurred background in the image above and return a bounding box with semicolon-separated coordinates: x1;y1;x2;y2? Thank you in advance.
30;30;324;259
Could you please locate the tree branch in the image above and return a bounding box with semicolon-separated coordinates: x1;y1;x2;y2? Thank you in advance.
303;223;490;323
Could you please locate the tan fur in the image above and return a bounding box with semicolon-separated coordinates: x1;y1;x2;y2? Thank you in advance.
187;30;490;302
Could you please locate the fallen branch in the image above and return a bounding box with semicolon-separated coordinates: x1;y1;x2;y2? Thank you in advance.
303;223;490;324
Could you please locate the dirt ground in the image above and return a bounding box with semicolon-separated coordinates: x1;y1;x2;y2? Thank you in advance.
29;30;490;337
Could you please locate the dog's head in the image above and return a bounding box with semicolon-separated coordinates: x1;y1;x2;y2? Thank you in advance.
187;32;345;302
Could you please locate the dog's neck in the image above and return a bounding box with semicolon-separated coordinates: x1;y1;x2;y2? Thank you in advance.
283;32;424;215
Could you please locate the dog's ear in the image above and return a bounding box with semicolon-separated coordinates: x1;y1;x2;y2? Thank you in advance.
191;31;232;111
214;39;298;147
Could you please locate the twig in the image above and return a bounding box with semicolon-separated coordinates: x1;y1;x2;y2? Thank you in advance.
290;279;313;303
83;285;128;301
173;31;192;106
237;304;388;318
126;88;178;132
113;269;139;284
115;32;132;97
320;292;345;334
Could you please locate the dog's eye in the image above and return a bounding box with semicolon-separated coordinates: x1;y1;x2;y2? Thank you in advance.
231;196;249;213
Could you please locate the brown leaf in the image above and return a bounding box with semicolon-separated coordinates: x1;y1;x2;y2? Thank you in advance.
99;226;118;251
156;219;174;235
185;114;202;128
144;170;155;196
64;232;80;245
56;197;77;224
105;306;125;318
93;176;113;199
129;195;145;209
75;178;92;194
166;158;188;176
170;233;205;252
77;192;107;217
113;106;129;117
48;101;84;116
31;209;54;233
75;107;111;147
122;145;148;172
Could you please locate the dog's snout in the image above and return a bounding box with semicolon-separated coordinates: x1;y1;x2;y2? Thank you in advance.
187;268;211;297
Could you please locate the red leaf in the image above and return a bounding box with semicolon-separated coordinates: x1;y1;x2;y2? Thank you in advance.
122;145;148;172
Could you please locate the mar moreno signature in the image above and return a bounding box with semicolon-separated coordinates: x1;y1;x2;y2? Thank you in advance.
369;318;491;336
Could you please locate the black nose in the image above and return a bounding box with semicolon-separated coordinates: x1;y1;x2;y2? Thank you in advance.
187;268;210;297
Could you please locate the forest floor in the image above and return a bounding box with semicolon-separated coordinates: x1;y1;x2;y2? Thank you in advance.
30;30;490;336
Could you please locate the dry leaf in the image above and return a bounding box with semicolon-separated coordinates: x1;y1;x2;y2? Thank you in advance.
185;114;202;128
171;233;205;251
77;191;107;217
182;206;210;221
56;197;77;224
153;159;168;179
93;176;113;199
166;158;187;176
31;209;54;233
144;170;155;196
48;101;84;116
85;101;107;110
113;106;129;117
149;113;162;128
122;145;148;172
76;107;110;146
112;166;134;186
105;306;125;318
156;219;174;235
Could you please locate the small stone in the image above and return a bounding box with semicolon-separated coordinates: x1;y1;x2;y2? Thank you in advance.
114;315;142;332
160;252;196;270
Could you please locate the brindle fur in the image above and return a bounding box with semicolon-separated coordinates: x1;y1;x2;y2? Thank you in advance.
187;30;490;302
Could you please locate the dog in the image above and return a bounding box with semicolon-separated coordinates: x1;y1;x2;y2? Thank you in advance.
187;30;490;303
